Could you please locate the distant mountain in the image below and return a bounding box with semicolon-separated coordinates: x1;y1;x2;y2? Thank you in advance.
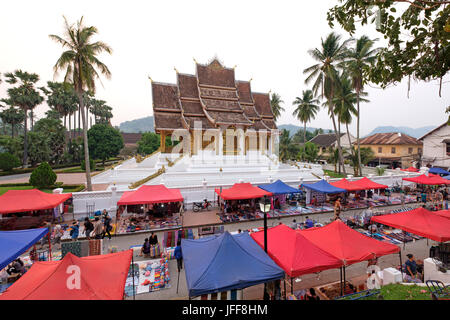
366;126;436;138
278;124;333;137
119;116;154;133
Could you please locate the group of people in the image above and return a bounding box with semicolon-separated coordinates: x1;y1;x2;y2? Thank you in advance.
289;216;315;230
417;187;448;209
139;233;184;271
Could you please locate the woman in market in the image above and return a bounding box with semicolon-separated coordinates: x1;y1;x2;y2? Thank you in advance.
102;212;113;240
149;232;159;258
140;238;150;257
70;220;79;241
306;288;320;300
334;197;342;220
84;217;94;240
174;240;183;271
92;217;104;239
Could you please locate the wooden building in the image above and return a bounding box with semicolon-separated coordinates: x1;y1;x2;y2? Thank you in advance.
150;58;277;156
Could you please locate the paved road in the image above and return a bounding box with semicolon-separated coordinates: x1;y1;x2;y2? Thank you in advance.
0;173;31;182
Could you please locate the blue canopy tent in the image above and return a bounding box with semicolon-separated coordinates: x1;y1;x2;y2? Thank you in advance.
181;231;285;298
301;179;347;194
429;167;450;176
258;179;302;195
443;175;450;180
0;228;48;271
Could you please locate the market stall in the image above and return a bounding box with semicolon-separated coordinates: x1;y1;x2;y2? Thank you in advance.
182;231;284;299
215;183;273;222
0;189;72;230
370;207;450;243
403;174;450;186
116;185;183;234
0;228;49;271
301;180;346;209
258;179;302;209
0;250;132;300
429;167;450;176
299;220;401;295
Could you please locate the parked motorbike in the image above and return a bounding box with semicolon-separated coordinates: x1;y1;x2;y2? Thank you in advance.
193;199;212;212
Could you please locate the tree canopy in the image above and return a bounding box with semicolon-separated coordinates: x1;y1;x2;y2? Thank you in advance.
327;1;450;94
87;124;123;165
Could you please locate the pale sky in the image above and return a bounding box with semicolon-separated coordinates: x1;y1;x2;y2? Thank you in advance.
0;0;448;136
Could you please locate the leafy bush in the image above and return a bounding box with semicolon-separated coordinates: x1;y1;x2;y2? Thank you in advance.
0;152;21;171
81;158;95;171
29;162;57;188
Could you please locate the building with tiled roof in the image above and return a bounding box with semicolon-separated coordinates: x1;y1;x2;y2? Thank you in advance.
358;132;423;169
308;133;355;157
151;58;277;156
418;123;450;170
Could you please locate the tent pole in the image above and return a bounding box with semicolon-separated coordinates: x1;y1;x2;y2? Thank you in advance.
340;267;343;296
291;277;293;294
343;266;346;294
131;253;136;300
284;276;287;300
399;251;404;282
48;231;52;261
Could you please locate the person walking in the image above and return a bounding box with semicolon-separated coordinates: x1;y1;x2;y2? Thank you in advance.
84;217;94;240
70;221;79;241
53;224;64;248
102;213;112;240
174;240;183;271
92;217;104;239
334;197;342;220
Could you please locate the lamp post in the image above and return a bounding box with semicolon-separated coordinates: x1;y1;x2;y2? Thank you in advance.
259;195;271;300
259;195;271;252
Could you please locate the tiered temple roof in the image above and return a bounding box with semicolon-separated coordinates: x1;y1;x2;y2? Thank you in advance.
151;58;277;132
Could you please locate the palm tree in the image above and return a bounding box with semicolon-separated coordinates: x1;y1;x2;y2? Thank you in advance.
346;36;378;177
3;71;44;167
50;16;112;191
270;93;285;123
304;32;351;175
292;90;320;143
279;129;291;161
332;73;369;175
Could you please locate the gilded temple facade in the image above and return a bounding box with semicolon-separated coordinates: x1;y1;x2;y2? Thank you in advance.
151;58;278;156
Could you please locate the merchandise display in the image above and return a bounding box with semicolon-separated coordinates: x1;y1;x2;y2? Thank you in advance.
124;257;171;296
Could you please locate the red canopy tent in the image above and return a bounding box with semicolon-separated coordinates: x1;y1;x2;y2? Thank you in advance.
299;220;400;266
330;178;366;192
401;167;419;172
351;177;388;190
0;189;72;215
0;250;132;300
250;224;343;278
435;210;450;220
117;185;183;205
402;174;450;186
371;207;450;242
215;183;272;200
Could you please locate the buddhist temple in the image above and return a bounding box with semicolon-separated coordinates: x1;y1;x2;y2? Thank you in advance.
151;58;277;156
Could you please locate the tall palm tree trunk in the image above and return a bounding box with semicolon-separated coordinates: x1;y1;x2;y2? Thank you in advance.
78;106;81;133
30;110;34;131
356;90;362;176
346;123;357;176
331;108;346;176
303;122;307;143
78;90;92;191
23;110;28;167
68;114;72;140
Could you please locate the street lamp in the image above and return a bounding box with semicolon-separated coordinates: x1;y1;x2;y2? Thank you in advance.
259;195;271;300
259;196;271;253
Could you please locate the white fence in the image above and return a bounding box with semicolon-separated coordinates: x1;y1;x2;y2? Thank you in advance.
72;171;420;220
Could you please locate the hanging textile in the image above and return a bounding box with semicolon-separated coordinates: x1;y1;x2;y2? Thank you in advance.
89;239;102;256
80;240;90;257
61;241;81;258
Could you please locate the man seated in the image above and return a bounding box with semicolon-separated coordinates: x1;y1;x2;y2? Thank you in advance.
304;216;314;229
310;196;318;207
404;254;422;283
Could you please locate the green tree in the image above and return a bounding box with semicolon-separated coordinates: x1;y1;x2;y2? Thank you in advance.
0;136;22;160
279;129;291;161
3;70;44;167
292;90;320;143
0;107;25;137
345;36;378;177
34;117;66;165
304;32;351;175
29;162;57;188
270;93;285;123
298;142;319;163
137;132;161;155
327;1;450;96
40;81;78;136
0;152;21;171
87;124;123;166
50;16;112;191
27;131;51;167
347;147;375;176
90;98;113;124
